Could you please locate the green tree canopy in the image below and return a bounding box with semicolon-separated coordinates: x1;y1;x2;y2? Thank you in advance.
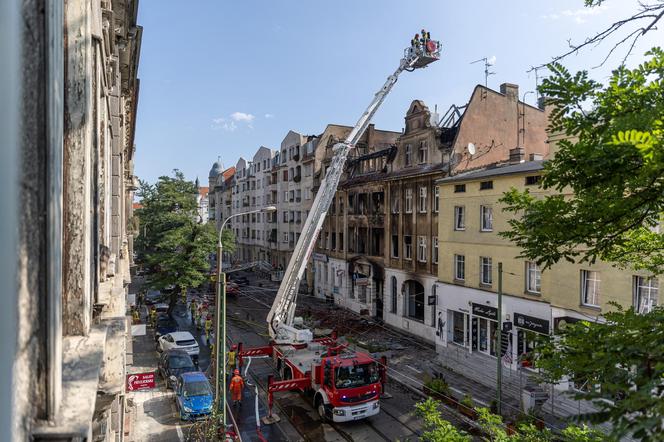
500;48;664;274
134;170;235;312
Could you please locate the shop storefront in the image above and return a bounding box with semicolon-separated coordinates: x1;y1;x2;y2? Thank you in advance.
513;312;550;368
471;303;498;356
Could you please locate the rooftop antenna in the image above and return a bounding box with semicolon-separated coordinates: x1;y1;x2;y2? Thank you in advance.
528;65;545;99
470;57;496;88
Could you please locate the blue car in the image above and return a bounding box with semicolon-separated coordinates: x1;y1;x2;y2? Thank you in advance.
174;372;214;421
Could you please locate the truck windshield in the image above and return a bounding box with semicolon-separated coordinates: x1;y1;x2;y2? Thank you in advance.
335;363;379;389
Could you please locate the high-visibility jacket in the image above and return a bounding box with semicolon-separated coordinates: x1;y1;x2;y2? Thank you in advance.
205;319;212;333
229;375;244;401
227;350;236;367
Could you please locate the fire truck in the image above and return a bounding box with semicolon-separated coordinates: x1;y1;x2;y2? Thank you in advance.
238;38;441;423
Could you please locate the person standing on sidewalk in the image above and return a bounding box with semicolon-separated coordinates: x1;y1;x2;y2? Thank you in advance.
204;315;213;346
229;369;244;408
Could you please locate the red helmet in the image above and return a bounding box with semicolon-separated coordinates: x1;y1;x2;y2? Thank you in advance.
231;344;237;350
234;369;240;375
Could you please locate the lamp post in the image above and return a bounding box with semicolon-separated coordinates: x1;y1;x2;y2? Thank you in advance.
215;205;277;433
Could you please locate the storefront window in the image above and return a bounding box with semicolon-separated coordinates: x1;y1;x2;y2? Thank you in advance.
449;311;467;346
517;329;537;368
472;317;497;356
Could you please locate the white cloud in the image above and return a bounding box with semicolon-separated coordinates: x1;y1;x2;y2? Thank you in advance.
541;4;608;23
264;113;275;119
212;111;256;131
230;112;255;123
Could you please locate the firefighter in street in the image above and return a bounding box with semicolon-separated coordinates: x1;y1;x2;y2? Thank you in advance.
227;344;237;377
149;306;157;328
131;307;140;324
229;369;245;408
204;314;213;346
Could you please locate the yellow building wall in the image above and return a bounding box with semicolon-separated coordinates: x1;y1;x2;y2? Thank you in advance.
437;172;644;315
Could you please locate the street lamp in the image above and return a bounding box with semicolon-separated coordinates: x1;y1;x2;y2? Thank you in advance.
215;205;277;433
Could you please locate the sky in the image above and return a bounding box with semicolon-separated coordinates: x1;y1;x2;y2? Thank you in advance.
133;0;663;185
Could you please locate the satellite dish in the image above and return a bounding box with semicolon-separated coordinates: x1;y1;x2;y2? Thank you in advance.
467;143;476;155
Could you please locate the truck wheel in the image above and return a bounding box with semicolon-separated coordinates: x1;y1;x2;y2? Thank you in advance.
315;396;329;422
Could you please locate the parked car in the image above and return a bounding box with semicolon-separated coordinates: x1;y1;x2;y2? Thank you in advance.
144;289;164;305
229;275;249;286
157;331;200;360
153;303;169;314
158;350;196;389
173;371;213;421
154;314;177;341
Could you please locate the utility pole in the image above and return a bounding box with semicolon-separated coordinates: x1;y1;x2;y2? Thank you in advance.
497;262;503;415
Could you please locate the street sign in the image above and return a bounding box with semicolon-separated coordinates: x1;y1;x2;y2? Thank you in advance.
126;372;156;391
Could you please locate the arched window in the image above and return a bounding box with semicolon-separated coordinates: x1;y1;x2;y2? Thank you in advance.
390;276;397;314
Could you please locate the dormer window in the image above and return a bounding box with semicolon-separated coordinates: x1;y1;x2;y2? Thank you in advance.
405;144;412;166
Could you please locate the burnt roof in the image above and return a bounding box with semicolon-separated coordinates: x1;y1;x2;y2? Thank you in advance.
437;160;544;184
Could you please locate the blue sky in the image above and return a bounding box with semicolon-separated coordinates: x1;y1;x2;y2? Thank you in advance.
134;0;662;185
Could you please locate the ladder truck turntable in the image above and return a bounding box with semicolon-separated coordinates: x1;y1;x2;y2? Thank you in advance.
238;38;441;424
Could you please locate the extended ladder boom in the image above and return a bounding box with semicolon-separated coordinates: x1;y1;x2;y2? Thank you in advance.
267;42;441;342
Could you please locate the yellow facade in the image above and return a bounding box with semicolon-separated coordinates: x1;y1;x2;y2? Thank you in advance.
437;165;652;317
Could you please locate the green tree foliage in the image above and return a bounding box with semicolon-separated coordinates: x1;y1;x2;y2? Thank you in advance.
134;170;235;312
500;48;664;274
413;398;604;442
533;305;664;441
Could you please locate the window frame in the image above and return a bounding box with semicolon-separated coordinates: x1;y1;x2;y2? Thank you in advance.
480;256;492;286
434;186;440;213
418;186;427;213
405;144;412;166
418;140;428;164
432;236;439;264
480;205;493;232
404;188;413;213
633;276;658;314
525;261;541;294
404;235;413;260
454;206;465;231
417;236;427;263
581;270;601;307
454;254;465;281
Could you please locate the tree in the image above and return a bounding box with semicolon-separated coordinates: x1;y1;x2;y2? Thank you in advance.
134;170;235;313
501;48;664;274
532;305;664;441
413;398;605;442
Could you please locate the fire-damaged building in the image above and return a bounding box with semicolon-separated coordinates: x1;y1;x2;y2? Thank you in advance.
314;83;550;343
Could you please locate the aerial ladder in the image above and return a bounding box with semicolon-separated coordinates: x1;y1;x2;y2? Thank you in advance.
240;38;441;423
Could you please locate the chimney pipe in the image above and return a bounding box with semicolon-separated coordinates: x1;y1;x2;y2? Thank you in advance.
500;83;519;101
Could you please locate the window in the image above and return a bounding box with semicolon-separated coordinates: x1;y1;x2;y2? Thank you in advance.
338;232;344;251
418;187;427;213
432;237;438;264
454;184;466;193
454;206;465;230
480;180;493;190
417;236;427;262
480;205;493;231
405;280;425;321
581;270;600;307
525;175;541;186
634;276;658;314
454;254;465;281
282;211;288;222
391;235;399;258
391;191;400;214
434;186;439;213
450;310;468;346
282;232;288;243
526;262;541;294
418;140;428;163
405;188;413;213
391;276;398;313
480;257;492;285
404;236;412;260
405;144;412;166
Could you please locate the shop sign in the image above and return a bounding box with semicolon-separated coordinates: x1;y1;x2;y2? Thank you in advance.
514;313;549;335
355;277;369;286
313;253;328;262
428;295;437;306
472;303;497;321
126;372;156;391
553;316;582;331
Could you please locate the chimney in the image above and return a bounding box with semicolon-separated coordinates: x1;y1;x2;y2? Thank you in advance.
529;153;543;161
509;147;525;164
500;83;519;101
537;95;547;110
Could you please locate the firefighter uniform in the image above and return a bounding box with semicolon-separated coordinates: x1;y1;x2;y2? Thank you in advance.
229;370;244;406
204;317;213;345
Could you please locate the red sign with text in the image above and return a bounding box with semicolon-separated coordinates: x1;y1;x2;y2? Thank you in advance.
126;372;156;391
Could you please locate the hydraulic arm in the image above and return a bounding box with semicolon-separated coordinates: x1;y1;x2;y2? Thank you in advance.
267;41;441;342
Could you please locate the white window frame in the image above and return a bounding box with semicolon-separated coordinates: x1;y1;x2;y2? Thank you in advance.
404;236;412;260
418;140;428;164
454;254;465;281
417;236;427;263
633;276;658;314
419;186;427;213
454;206;465;230
581;270;600;307
480;256;492;285
405;188;413;213
480;205;493;232
526;262;541;294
